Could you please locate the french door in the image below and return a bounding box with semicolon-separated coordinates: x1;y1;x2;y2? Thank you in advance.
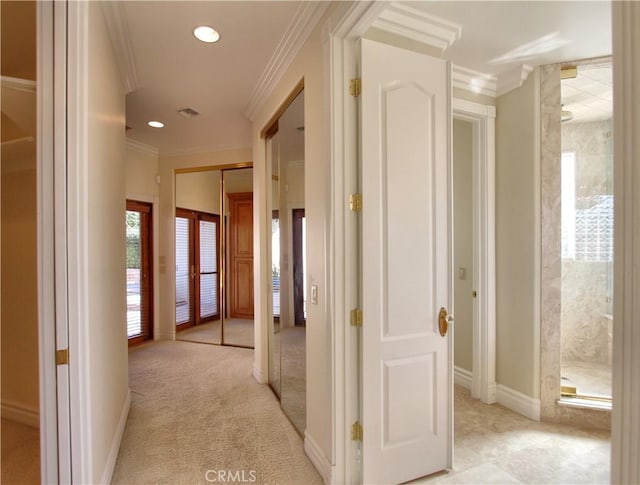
126;200;153;345
175;208;220;329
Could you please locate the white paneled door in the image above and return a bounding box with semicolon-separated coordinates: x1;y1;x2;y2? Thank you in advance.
360;38;453;485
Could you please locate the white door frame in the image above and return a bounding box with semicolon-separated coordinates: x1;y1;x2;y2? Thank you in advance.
452;99;497;404
329;4;498;483
37;2;64;482
38;1;94;482
329;3;388;483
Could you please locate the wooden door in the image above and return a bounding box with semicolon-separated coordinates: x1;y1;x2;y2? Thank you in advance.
228;192;254;318
360;38;453;484
126;200;153;345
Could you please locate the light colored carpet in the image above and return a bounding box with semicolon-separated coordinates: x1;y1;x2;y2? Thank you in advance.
1;418;40;485
410;386;611;484
177;319;254;348
111;340;322;485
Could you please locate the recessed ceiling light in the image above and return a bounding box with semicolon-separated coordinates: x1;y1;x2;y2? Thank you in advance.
193;25;220;43
148;121;164;128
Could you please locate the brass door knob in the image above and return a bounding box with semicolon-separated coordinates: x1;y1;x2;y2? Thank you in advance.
438;307;454;337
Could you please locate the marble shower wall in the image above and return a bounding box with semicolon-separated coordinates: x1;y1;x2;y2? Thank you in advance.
561;120;613;366
539;65;610;429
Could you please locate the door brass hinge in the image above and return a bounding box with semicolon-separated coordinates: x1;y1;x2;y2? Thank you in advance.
350;309;363;327
349;193;362;212
351;421;363;441
56;349;69;366
349;78;361;97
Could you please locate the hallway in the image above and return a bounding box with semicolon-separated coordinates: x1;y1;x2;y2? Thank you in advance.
112;341;321;485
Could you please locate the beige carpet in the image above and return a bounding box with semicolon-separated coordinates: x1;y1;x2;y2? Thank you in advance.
112;340;322;485
1;418;40;485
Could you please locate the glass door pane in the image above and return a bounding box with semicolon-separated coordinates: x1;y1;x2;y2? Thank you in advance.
175;216;192;325
126;200;152;344
199;218;219;320
560;62;613;399
126;210;142;337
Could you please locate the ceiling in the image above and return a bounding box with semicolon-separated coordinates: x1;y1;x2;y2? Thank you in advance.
121;1;612;155
122;1;306;155
562;64;612;123
408;1;611;82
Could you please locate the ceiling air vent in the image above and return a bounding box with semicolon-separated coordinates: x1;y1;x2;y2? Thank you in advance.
177;107;200;119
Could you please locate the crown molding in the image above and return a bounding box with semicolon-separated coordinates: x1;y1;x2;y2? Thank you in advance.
496;64;534;97
126;138;158;157
243;2;330;122
452;64;497;98
372;2;461;54
101;2;140;93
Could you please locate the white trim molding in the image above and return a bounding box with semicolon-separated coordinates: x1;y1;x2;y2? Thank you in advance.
101;1;139;93
454;366;472;390
244;2;330;121
126;138;159;157
497;384;541;422
37;2;62;482
304;431;334;485
1;400;40;428
496;64;534;97
452;65;497;98
100;390;131;484
453;98;497;405
372;2;461;54
611;2;640;484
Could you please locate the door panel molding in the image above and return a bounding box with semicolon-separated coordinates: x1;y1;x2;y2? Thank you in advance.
228;192;254;319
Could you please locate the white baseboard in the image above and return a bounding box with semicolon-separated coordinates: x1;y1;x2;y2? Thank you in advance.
497;384;540;421
253;365;267;384
454;366;473;390
1;399;39;428
157;331;175;341
100;389;131;484
304;431;333;485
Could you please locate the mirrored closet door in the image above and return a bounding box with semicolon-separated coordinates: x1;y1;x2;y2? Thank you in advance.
266;87;306;435
175;165;254;348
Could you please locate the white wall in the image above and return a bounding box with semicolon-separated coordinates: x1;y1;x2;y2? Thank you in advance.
495;69;541;398
126;141;159;200
86;4;129;481
453;119;473;373
251;4;352;465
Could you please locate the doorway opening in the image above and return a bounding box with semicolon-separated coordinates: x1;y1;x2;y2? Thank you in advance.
126;200;154;345
1;1;41;482
560;60;613;401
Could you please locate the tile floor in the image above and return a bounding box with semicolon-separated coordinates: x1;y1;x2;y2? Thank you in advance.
411;386;611;484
